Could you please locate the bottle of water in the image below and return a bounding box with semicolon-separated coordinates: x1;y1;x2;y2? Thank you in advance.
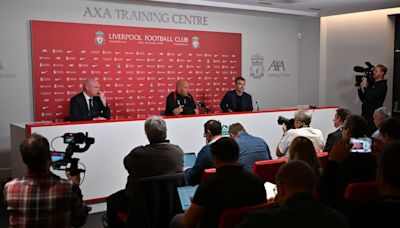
221;124;229;137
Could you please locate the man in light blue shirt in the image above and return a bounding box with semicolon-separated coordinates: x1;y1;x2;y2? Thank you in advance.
229;123;271;172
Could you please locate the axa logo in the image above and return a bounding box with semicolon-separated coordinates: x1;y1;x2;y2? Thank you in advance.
268;60;286;72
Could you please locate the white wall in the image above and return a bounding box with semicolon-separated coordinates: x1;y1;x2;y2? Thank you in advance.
320;8;400;114
0;0;318;178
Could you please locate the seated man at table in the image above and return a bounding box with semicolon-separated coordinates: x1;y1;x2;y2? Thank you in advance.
229;123;272;172
165;79;199;116
69;78;110;121
276;109;324;158
220;76;253;112
4;134;88;227
185;119;222;185
106;116;183;228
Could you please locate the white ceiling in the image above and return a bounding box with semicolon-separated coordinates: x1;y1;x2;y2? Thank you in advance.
145;0;400;17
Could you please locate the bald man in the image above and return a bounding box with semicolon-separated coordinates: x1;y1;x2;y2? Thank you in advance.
165;80;199;116
69;78;110;121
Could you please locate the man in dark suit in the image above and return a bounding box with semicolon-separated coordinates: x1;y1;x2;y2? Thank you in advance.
220;77;253;112
324;108;351;153
69;78;110;121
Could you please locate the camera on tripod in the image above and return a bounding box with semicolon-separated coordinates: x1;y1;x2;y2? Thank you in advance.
51;132;94;176
354;61;374;87
277;116;295;130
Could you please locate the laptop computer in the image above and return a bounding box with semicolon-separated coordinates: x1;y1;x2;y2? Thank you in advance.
177;185;198;211
184;152;197;169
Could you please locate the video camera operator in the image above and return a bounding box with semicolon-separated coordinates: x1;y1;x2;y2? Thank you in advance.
357;64;388;136
4;134;88;227
276;109;324;158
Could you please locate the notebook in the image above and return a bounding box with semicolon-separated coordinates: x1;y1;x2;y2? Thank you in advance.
264;181;277;199
184;152;197;169
177;185;198;211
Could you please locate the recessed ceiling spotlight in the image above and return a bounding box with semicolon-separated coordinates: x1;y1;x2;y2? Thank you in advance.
309;8;321;11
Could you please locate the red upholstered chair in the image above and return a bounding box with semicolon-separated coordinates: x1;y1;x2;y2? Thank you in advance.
344;181;379;201
317;152;329;170
218;201;277;228
201;168;217;182
252;159;287;183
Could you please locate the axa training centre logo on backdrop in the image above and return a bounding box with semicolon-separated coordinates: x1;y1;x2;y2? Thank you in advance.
250;53;265;79
95;31;105;45
192;36;200;49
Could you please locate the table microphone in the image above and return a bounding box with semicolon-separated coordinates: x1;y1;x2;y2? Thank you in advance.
255;101;260;111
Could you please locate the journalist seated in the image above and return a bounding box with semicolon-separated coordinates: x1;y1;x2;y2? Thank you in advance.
4;134;88;228
276;109;324;158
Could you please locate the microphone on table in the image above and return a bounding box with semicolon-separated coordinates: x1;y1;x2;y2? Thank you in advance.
198;101;210;114
255;101;260;111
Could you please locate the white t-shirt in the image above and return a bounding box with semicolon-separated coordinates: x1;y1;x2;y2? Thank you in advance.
278;127;325;157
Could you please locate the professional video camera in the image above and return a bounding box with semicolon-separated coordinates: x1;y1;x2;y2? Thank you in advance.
51;132;94;176
353;61;375;86
277;116;295;130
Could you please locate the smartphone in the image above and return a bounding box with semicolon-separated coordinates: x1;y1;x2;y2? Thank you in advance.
51;151;65;162
350;137;372;153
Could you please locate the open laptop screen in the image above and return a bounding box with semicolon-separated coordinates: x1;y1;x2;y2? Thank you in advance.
184;152;197;169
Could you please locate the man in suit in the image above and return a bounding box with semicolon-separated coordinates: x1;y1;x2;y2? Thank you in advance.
324;108;351;153
165;80;199;116
220;77;253;112
69;78;110;121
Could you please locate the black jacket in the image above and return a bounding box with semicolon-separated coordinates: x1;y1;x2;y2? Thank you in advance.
324;128;342;153
69;92;110;121
220;90;253;112
358;80;387;116
165;92;197;116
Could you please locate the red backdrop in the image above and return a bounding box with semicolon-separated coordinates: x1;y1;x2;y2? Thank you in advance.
31;20;241;121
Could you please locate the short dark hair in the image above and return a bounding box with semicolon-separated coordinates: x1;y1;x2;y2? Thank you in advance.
375;64;387;77
204;120;222;136
276;160;318;192
20;134;50;172
336;108;351;122
210;137;239;162
235;77;245;84
342;114;368;138
378;141;400;189
228;123;246;135
380;117;400;140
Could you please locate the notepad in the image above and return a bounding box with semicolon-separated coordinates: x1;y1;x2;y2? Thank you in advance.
264;182;277;199
177;185;198;211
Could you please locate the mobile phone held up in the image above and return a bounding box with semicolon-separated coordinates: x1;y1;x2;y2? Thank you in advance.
350;137;372;153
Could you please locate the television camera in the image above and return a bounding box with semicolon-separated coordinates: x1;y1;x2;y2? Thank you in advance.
51;132;94;176
353;61;375;87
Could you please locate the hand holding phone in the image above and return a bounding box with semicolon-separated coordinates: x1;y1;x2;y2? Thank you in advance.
350;137;372;153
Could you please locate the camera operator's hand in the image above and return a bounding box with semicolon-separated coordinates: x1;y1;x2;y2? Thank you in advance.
66;171;81;186
361;77;369;88
282;124;288;133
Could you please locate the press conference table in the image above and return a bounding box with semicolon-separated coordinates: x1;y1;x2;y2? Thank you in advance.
10;106;337;212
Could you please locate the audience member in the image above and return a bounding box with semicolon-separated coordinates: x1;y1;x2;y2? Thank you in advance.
69;78;110;121
276;109;324;158
238;161;349;228
220;77;253;112
379;117;400;142
185;120;222;185
4;134;88;227
181;137;266;228
165;80;199;116
371;107;391;138
106;116;183;228
229;123;272;172
324;108;351;153
288;136;322;175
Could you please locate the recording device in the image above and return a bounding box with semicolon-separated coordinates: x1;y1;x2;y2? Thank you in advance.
353;61;375;87
51;132;95;176
277;116;295;130
197;101;210;114
350;137;372;153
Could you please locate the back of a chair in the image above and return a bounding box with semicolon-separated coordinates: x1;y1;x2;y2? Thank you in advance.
344;181;379;201
201;168;217;182
252;159;286;183
218;201;277;228
127;172;187;228
317;152;329;170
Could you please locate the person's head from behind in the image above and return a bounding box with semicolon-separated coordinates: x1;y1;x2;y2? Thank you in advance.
204;120;222;143
342;114;368;140
294;109;312;129
373;107;391;129
333;108;351;128
234;77;246;95
275;160;318;205
373;64;387;80
377;141;400;194
176;79;189;97
210;137;239;168
288;136;321;175
20;134;51;173
82;78;100;97
228;123;246;138
145;116;167;144
380;117;400;143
